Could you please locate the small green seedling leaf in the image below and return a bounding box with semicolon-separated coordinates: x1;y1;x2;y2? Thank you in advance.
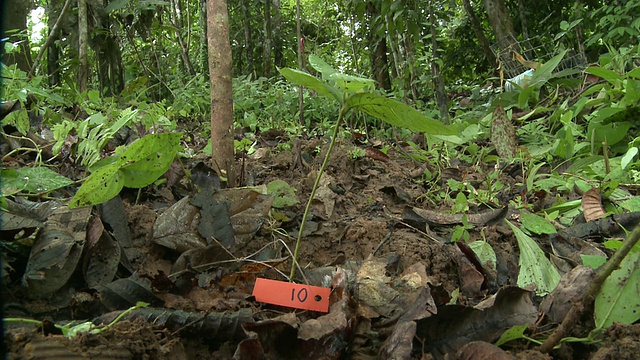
495;324;540;346
267;179;299;208
581;254;607;269
346;93;455;136
506;220;561;296
594;246;640;329
521;212;557;235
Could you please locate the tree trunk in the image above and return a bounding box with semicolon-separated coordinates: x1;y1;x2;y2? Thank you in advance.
517;0;529;40
429;5;449;123
462;0;497;69
4;0;32;72
296;0;304;126
482;0;521;54
170;0;196;76
199;0;208;74
367;2;391;90
207;0;236;186
263;0;272;77
273;0;284;69
77;0;89;93
242;0;254;77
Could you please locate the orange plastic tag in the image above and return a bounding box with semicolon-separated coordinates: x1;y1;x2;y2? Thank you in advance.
252;278;331;313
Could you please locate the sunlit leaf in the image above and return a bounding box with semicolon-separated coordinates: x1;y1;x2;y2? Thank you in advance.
277;67;340;101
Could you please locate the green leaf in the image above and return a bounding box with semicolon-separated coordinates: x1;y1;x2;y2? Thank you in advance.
530;50;568;84
585;66;623;84
506;220;561;296
70;133;181;207
70;164;124;208
2;108;30;135
277;67;340;101
521;212;557;235
346;93;455;136
468;240;497;271
308;54;338;79
594;250;640;329
581;254;607;269
588;121;631;146
328;73;375;93
621;147;638;169
495;325;532;347
267;180;299;208
1;167;74;196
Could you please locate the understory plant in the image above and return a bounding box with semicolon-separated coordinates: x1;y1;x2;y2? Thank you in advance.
278;55;456;280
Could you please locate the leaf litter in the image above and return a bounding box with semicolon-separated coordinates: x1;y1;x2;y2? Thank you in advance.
4;134;640;359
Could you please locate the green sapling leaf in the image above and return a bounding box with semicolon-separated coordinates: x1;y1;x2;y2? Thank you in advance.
277;67;340;101
521;212;557;235
346;93;455;135
70;164;124;208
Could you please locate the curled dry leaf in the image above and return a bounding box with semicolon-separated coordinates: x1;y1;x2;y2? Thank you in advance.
365;147;389;162
582;188;606;222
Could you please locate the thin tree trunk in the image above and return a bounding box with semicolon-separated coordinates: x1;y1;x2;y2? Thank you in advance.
296;0;304;126
273;0;283;69
462;0;497;68
207;0;235;186
517;0;529;40
170;0;196;76
77;0;89;93
482;0;521;54
367;1;391;90
4;0;32;72
242;0;254;77
429;4;449;123
199;0;208;74
33;0;73;80
263;0;272;77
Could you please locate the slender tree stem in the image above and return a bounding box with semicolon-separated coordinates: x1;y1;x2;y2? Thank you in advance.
289;107;346;281
538;224;640;353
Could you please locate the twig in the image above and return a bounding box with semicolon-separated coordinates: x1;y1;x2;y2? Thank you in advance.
28;0;74;79
537;224;640;353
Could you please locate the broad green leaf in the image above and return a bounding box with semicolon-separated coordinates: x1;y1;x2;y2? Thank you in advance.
588;121;631;146
594;250;640;329
70;164;124;208
277;67;340;101
530;50;567;84
1;167;73;195
117;132;181;167
468;240;497;271
521;212;557;235
627;67;640;79
346;93;455;136
506;220;561;296
117;133;181;188
267;179;299;208
621;147;638;169
581;254;607;269
585;66;623;84
328;73;375;93
2;108;30;135
308;54;338;79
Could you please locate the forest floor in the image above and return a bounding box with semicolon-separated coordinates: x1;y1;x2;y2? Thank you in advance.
3;128;640;359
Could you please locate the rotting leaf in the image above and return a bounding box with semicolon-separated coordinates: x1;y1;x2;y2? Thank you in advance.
490;104;517;159
365;147;389;162
267;179;298;208
582;187;606;222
